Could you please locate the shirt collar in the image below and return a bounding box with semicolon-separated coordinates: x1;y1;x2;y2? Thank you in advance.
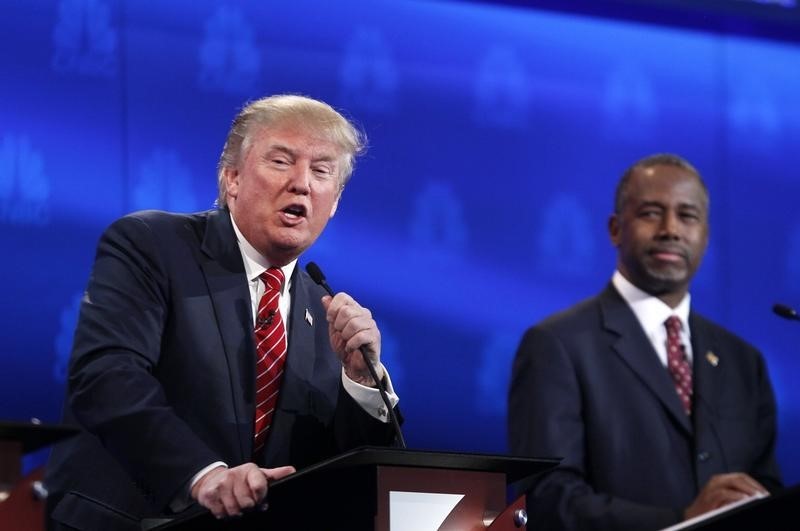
229;212;296;293
612;270;691;336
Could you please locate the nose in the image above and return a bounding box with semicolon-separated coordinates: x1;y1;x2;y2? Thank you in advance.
286;164;311;195
658;211;680;239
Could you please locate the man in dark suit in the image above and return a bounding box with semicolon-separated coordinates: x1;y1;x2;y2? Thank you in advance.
45;94;400;530
508;153;781;530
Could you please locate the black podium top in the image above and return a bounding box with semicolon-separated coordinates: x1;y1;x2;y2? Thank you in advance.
0;420;77;454
270;445;559;488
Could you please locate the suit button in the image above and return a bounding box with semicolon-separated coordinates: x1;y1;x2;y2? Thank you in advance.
697;451;711;462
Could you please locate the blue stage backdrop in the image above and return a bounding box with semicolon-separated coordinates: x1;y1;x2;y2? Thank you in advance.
1;0;798;483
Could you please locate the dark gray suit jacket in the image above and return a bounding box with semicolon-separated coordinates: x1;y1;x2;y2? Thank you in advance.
508;284;781;531
45;209;396;530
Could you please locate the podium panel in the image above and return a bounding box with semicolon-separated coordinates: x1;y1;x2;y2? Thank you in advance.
376;467;506;530
0;441;23;492
0;467;46;529
0;421;77;531
151;447;558;531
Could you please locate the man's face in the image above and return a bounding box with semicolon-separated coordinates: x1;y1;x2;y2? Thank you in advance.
225;121;342;265
609;164;709;304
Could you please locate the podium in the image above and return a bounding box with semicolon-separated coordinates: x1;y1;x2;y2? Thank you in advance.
0;420;77;530
674;483;800;531
150;447;558;531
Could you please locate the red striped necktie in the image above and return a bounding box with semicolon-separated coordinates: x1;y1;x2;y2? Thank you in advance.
253;267;287;453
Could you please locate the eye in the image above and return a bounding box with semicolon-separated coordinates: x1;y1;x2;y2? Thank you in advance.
639;209;660;219
312;165;334;179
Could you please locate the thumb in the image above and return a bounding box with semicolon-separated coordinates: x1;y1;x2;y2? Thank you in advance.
261;465;296;481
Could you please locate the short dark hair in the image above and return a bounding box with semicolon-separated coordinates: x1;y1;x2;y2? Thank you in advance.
614;153;708;214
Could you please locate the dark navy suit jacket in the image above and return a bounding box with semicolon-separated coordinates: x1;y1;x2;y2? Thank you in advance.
45;209;396;530
508;284;781;531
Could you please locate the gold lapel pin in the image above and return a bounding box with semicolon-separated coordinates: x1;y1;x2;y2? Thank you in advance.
705;351;719;367
304;308;313;327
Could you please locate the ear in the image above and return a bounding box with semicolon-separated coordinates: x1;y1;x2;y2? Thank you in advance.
223;167;240;200
329;194;340;218
608;214;620;247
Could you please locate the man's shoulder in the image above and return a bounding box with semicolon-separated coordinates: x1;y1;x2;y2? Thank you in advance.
117;208;217;228
101;209;220;239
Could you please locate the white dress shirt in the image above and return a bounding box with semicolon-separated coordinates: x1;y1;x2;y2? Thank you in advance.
612;270;693;367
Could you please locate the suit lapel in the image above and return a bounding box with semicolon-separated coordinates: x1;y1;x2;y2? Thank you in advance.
689;313;720;416
198;209;253;463
689;313;723;487
282;267;318;401
600;285;693;435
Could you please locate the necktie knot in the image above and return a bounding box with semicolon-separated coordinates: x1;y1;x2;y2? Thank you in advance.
260;267;284;293
665;315;682;337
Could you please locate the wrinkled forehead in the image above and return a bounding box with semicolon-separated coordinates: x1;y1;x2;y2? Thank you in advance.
248;115;348;153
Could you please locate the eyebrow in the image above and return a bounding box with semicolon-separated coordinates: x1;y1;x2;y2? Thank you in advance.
636;200;665;209
264;145;295;158
636;200;704;211
265;144;337;163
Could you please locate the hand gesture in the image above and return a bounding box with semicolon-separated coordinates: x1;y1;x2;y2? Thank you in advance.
323;292;383;387
684;472;768;520
191;463;295;519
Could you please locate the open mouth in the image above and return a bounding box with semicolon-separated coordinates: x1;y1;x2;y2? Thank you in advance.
282;204;307;218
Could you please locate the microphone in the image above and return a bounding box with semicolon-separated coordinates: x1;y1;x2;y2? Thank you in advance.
773;303;800;322
305;261;406;449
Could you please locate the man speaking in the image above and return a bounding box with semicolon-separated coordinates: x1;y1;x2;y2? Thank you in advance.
46;94;400;530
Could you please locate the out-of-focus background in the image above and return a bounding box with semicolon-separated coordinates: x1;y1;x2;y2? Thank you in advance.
1;0;798;484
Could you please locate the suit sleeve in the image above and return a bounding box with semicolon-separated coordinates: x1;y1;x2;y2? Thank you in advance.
333;382;401;449
508;326;682;531
67;216;220;510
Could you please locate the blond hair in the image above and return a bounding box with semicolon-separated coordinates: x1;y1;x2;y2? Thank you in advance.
216;94;366;207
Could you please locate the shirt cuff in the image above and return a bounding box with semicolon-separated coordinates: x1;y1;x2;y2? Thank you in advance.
169;461;228;513
341;364;400;423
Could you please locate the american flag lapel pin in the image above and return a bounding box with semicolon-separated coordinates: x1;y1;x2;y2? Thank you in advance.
705;351;719;367
304;308;313;327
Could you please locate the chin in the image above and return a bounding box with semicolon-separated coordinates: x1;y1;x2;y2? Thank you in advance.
272;229;310;247
644;261;687;279
644;275;688;294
